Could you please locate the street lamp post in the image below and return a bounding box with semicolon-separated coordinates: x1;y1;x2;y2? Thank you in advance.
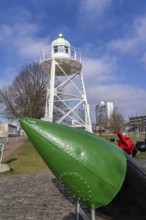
6;117;10;144
145;124;146;144
143;116;146;143
6;125;8;144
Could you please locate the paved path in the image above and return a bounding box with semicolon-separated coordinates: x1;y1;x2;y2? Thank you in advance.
0;137;114;220
1;137;146;219
0;170;114;220
0;136;28;159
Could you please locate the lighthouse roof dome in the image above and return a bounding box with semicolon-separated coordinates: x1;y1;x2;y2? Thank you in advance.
52;33;70;47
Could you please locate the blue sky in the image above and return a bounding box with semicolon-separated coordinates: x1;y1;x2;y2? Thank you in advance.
1;0;146;122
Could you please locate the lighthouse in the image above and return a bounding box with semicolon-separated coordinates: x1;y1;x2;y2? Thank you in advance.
40;34;92;132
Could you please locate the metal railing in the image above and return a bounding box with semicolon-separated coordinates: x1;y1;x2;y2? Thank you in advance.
40;45;82;63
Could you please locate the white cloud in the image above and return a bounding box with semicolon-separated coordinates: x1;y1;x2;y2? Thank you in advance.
109;16;146;54
140;52;146;67
87;83;146;120
79;0;112;19
82;56;118;83
0;25;12;43
0;22;49;60
15;35;48;59
0;67;18;86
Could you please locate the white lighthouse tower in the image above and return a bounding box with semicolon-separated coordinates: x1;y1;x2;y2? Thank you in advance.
40;33;92;132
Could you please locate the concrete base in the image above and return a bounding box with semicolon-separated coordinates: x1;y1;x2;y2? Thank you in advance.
0;164;10;173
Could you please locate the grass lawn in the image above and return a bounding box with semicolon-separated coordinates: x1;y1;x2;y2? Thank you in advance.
135;151;146;160
102;133;146;143
0;138;146;177
0;140;48;176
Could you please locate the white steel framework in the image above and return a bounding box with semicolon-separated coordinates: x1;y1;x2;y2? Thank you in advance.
40;35;92;132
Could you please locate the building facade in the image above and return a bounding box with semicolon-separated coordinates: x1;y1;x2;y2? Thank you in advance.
129;111;146;133
0;123;19;138
95;101;114;129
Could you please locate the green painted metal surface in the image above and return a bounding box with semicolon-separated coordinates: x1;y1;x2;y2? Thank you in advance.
52;33;70;46
20;117;127;209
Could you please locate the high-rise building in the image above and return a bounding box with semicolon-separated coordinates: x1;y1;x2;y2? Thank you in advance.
95;101;114;128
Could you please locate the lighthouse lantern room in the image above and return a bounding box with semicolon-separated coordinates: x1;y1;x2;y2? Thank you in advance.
40;33;92;132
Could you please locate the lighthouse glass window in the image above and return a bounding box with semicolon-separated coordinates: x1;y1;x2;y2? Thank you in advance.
54;46;58;53
65;46;69;54
58;45;64;53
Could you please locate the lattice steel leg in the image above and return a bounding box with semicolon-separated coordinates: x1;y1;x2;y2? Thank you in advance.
76;202;92;220
91;209;96;220
76;202;80;220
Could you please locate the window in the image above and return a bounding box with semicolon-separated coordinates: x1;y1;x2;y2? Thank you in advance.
54;46;58;53
58;45;64;52
54;45;69;54
65;46;69;54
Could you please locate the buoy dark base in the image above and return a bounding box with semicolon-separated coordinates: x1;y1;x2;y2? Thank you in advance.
135;141;146;152
98;154;146;220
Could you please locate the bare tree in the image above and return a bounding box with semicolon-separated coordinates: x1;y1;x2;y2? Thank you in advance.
0;62;48;119
108;107;125;132
0;62;69;121
98;114;108;136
